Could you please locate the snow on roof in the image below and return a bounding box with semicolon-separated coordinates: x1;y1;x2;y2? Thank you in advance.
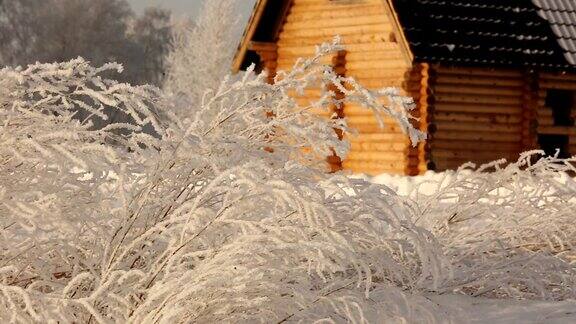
393;0;576;71
532;0;576;65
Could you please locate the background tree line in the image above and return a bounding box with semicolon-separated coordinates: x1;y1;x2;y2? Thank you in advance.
0;0;171;86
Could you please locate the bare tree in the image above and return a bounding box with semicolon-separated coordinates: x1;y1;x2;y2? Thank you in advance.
129;7;172;86
0;0;41;66
164;0;241;118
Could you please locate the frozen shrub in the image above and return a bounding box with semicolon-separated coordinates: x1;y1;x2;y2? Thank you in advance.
2;20;575;321
394;152;576;300
0;57;163;239
0;40;449;323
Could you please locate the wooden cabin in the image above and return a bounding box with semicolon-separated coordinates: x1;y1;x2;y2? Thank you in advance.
233;0;576;175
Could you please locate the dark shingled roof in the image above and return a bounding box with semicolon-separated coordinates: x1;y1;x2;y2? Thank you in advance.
392;0;576;71
533;0;576;65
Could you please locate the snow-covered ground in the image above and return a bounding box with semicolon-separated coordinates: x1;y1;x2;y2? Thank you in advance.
360;169;576;199
432;294;576;323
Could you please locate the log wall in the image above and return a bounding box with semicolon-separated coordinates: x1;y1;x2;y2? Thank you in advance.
261;0;576;174
405;63;432;175
276;0;415;175
428;66;526;170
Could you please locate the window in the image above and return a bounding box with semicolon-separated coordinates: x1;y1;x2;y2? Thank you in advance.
545;89;575;126
538;89;574;158
538;134;570;158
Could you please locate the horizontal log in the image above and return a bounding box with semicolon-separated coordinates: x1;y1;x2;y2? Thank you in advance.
283;14;388;31
536;108;552;116
278;47;328;58
434;103;521;115
344;133;410;142
344;42;403;53
433;158;500;171
346;67;411;79
367;158;419;168
432;149;519;160
539;80;576;91
346;59;411;70
343;90;420;101
287;89;332;97
277;42;401;59
292;0;343;4
433;156;511;165
537;117;554;126
344;106;417;118
342;159;411;169
430;140;521;152
537;89;547;96
259;52;278;62
278;34;390;47
434;120;521;133
344;114;405;125
346;123;406;134
309;109;334;118
346;151;406;162
435;154;518;165
289;2;382;13
293;0;384;4
434;112;522;124
278;51;404;64
279;24;392;39
345;116;402;133
277;55;335;67
343;78;404;89
539;72;576;81
345;114;409;125
278;36;346;47
248;41;277;52
349;141;407;152
430;159;510;172
433;84;522;97
292;0;337;3
434;94;523;105
433;130;522;142
537;126;576;135
435;75;524;87
341;163;406;175
435;66;523;78
277;54;336;68
287;5;386;23
293;98;326;108
345;51;404;61
276;59;338;68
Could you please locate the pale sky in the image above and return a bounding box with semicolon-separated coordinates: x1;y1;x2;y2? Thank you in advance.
127;0;257;54
127;0;256;19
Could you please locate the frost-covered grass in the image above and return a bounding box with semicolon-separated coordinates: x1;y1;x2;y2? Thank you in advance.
1;34;575;322
363;156;576;322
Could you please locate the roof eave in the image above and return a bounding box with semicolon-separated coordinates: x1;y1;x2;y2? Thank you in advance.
382;0;414;65
232;0;269;73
